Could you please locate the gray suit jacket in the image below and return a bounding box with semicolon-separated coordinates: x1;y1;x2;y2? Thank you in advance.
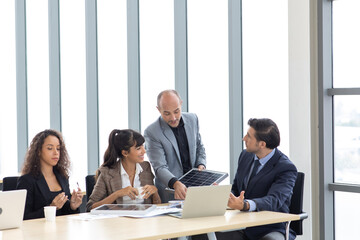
144;112;206;203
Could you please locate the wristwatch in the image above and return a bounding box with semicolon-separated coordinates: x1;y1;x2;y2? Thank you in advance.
242;200;249;211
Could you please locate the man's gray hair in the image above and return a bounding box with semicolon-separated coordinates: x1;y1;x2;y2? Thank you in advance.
157;89;182;108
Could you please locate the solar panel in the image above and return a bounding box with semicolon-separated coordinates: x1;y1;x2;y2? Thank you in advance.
178;169;228;187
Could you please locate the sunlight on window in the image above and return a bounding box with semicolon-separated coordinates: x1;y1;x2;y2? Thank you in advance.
332;1;360;239
333;0;360;88
188;0;229;178
60;0;87;190
0;0;18;177
334;96;360;185
98;0;128;165
242;0;289;155
26;0;50;142
139;0;175;133
335;192;360;239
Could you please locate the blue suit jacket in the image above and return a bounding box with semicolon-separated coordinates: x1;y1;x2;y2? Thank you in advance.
232;149;297;240
16;168;79;220
144;112;206;203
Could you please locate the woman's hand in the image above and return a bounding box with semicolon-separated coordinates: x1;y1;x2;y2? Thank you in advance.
141;185;158;199
116;186;139;200
70;187;84;210
50;192;68;210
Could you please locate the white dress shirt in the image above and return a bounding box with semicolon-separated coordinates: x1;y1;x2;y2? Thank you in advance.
120;162;144;204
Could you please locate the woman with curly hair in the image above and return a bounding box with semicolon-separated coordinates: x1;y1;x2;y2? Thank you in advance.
16;129;83;220
86;129;161;211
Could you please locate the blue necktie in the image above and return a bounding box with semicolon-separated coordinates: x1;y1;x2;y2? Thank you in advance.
248;160;261;182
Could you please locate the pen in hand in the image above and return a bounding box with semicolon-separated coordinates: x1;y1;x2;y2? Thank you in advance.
70;182;82;204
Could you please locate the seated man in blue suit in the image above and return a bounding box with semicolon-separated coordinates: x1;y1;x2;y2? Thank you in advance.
144;89;206;203
216;118;297;240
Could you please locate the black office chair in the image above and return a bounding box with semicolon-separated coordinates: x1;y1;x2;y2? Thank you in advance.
2;176;20;191
211;172;308;240
85;175;96;201
286;172;308;239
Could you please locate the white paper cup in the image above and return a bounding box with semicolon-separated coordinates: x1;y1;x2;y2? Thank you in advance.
44;206;56;221
136;187;145;199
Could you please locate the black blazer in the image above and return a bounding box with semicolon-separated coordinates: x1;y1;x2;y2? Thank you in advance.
16;168;79;220
232;149;297;240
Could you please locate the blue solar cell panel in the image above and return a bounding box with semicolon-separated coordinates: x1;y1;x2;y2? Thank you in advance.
179;169;228;187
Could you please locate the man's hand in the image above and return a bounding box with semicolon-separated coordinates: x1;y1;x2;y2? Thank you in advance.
173;181;187;200
228;191;246;210
197;165;206;171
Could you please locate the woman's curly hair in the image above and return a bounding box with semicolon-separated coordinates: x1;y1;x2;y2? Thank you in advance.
21;129;70;178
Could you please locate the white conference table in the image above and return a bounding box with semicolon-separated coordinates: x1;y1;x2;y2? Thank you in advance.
0;210;300;240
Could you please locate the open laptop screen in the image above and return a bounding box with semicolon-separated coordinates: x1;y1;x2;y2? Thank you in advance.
169;185;232;219
0;189;27;230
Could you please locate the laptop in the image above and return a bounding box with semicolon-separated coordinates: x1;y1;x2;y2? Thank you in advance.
169;184;231;219
0;189;27;230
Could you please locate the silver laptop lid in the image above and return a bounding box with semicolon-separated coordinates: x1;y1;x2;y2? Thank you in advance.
181;185;231;219
0;189;27;230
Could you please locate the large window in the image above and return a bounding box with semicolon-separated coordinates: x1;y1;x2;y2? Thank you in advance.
0;0;17;177
334;192;360;239
332;0;360;186
98;0;128;165
139;0;175;132
0;1;294;209
26;0;50;142
60;0;87;190
332;0;360;88
332;0;360;239
332;1;360;239
334;96;360;185
242;0;289;155
320;0;360;239
188;0;229;176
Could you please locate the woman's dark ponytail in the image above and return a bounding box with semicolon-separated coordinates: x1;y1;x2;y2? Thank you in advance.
102;129;145;169
103;129;121;168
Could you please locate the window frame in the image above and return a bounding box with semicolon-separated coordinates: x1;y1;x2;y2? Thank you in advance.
318;0;360;239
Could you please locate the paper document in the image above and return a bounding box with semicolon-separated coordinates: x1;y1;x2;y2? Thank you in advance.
117;205;182;218
68;213;119;221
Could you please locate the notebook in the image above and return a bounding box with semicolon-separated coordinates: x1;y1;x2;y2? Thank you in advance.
169;184;231;219
0;189;27;230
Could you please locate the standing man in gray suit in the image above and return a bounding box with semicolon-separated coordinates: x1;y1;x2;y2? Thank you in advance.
144;89;206;203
